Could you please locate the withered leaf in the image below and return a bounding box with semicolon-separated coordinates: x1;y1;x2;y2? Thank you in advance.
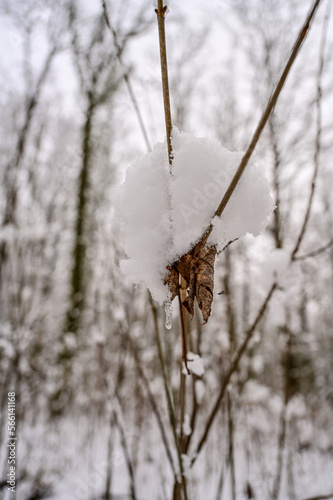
164;245;217;323
164;264;179;301
174;252;192;285
195;246;216;323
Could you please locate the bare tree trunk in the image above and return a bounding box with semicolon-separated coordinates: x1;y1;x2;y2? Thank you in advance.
64;96;94;337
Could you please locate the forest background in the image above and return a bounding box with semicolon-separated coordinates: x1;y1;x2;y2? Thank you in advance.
0;0;333;499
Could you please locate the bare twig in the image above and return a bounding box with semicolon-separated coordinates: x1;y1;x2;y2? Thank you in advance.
128;336;176;476
292;0;331;259
192;283;277;464
148;293;187;499
2;43;58;227
227;392;236;500
98;346;137;500
217;238;239;255
192;0;322;255
149;293;177;434
301;495;333;500
272;328;291;500
102;0;152;151
155;0;173;166
155;4;189;498
294;238;333;260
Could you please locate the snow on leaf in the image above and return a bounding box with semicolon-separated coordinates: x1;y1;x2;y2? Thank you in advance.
165;245;216;323
114;128;274;310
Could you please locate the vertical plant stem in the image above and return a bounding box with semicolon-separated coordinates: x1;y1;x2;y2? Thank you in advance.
179;277;189;455
155;4;189;498
156;0;173;166
227;393;236;500
149;294;188;500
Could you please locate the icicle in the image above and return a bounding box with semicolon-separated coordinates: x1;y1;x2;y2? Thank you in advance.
164;299;173;330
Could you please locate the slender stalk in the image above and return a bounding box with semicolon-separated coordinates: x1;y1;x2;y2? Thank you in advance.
292;0;331;259
128;335;176;476
301;495;333;500
193;0;322;253
156;0;173;166
191;283;277;464
149;293;177;434
294;238;333;260
149;294;187;500
272;380;289;500
227;393;236;500
178;276;189;456
3;43;58;227
98;346;137;500
102;0;152;151
155;4;189;498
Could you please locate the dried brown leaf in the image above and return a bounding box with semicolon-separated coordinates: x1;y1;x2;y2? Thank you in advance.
165;245;217;323
195;246;216;323
164;264;179;301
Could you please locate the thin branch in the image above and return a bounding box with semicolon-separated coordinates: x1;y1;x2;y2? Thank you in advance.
193;0;322;254
3;43;58;226
155;1;173;166
102;0;152;151
272;327;291;500
178;276;189;458
149;293;187;498
98;346;137;500
155;4;189;498
301;495;333;500
149;293;177;432
294;238;333;260
292;0;331;259
128;336;176;477
217;238;239;255
191;283;277;464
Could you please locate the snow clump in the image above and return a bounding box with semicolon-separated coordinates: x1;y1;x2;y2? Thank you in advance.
114;128;274;303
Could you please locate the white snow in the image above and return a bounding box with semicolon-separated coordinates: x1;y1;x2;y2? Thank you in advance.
187;351;205;377
114;128;274;302
181;453;191;478
195;379;205;404
259;248;290;291
183;414;192;436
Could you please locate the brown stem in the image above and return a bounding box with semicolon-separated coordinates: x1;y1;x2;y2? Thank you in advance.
294;238;333;260
149;293;187;500
155;5;189;498
102;0;152;151
156;1;173;166
191;283;277;464
98;346;137;500
128;335;176;476
193;0;322;254
179;276;189;456
292;0;331;259
301;495;333;500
